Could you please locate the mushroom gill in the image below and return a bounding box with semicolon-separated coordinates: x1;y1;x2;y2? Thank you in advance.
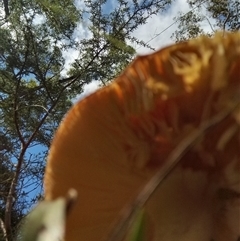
44;32;240;241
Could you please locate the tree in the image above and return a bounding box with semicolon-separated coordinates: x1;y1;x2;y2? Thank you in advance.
171;0;240;42
0;0;172;240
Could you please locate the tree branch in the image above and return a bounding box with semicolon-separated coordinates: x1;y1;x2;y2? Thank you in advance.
4;78;85;237
0;218;8;241
3;0;10;18
222;12;230;34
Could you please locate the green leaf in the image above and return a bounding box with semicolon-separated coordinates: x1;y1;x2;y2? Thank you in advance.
19;189;77;241
19;198;66;241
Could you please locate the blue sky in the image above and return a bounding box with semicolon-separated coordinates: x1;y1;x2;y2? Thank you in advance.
0;0;217;210
64;0;216;101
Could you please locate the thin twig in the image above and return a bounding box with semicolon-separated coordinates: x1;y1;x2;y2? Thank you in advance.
0;218;8;241
4;70;85;237
222;12;231;36
204;16;215;33
4;32;32;232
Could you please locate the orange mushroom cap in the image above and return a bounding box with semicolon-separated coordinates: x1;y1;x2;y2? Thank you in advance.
44;32;240;241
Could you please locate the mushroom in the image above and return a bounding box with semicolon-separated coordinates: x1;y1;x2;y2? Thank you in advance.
44;32;240;241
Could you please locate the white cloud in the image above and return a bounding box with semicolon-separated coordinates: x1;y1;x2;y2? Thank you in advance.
131;0;190;55
67;0;216;100
77;0;191;97
73;80;102;103
61;48;80;77
131;0;216;55
61;20;93;77
32;14;46;25
74;0;86;10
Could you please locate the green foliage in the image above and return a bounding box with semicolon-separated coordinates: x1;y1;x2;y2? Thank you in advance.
172;11;204;42
189;0;240;31
171;0;239;42
67;0;173;87
19;198;67;241
18;189;77;241
1;0;237;240
0;0;173;240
